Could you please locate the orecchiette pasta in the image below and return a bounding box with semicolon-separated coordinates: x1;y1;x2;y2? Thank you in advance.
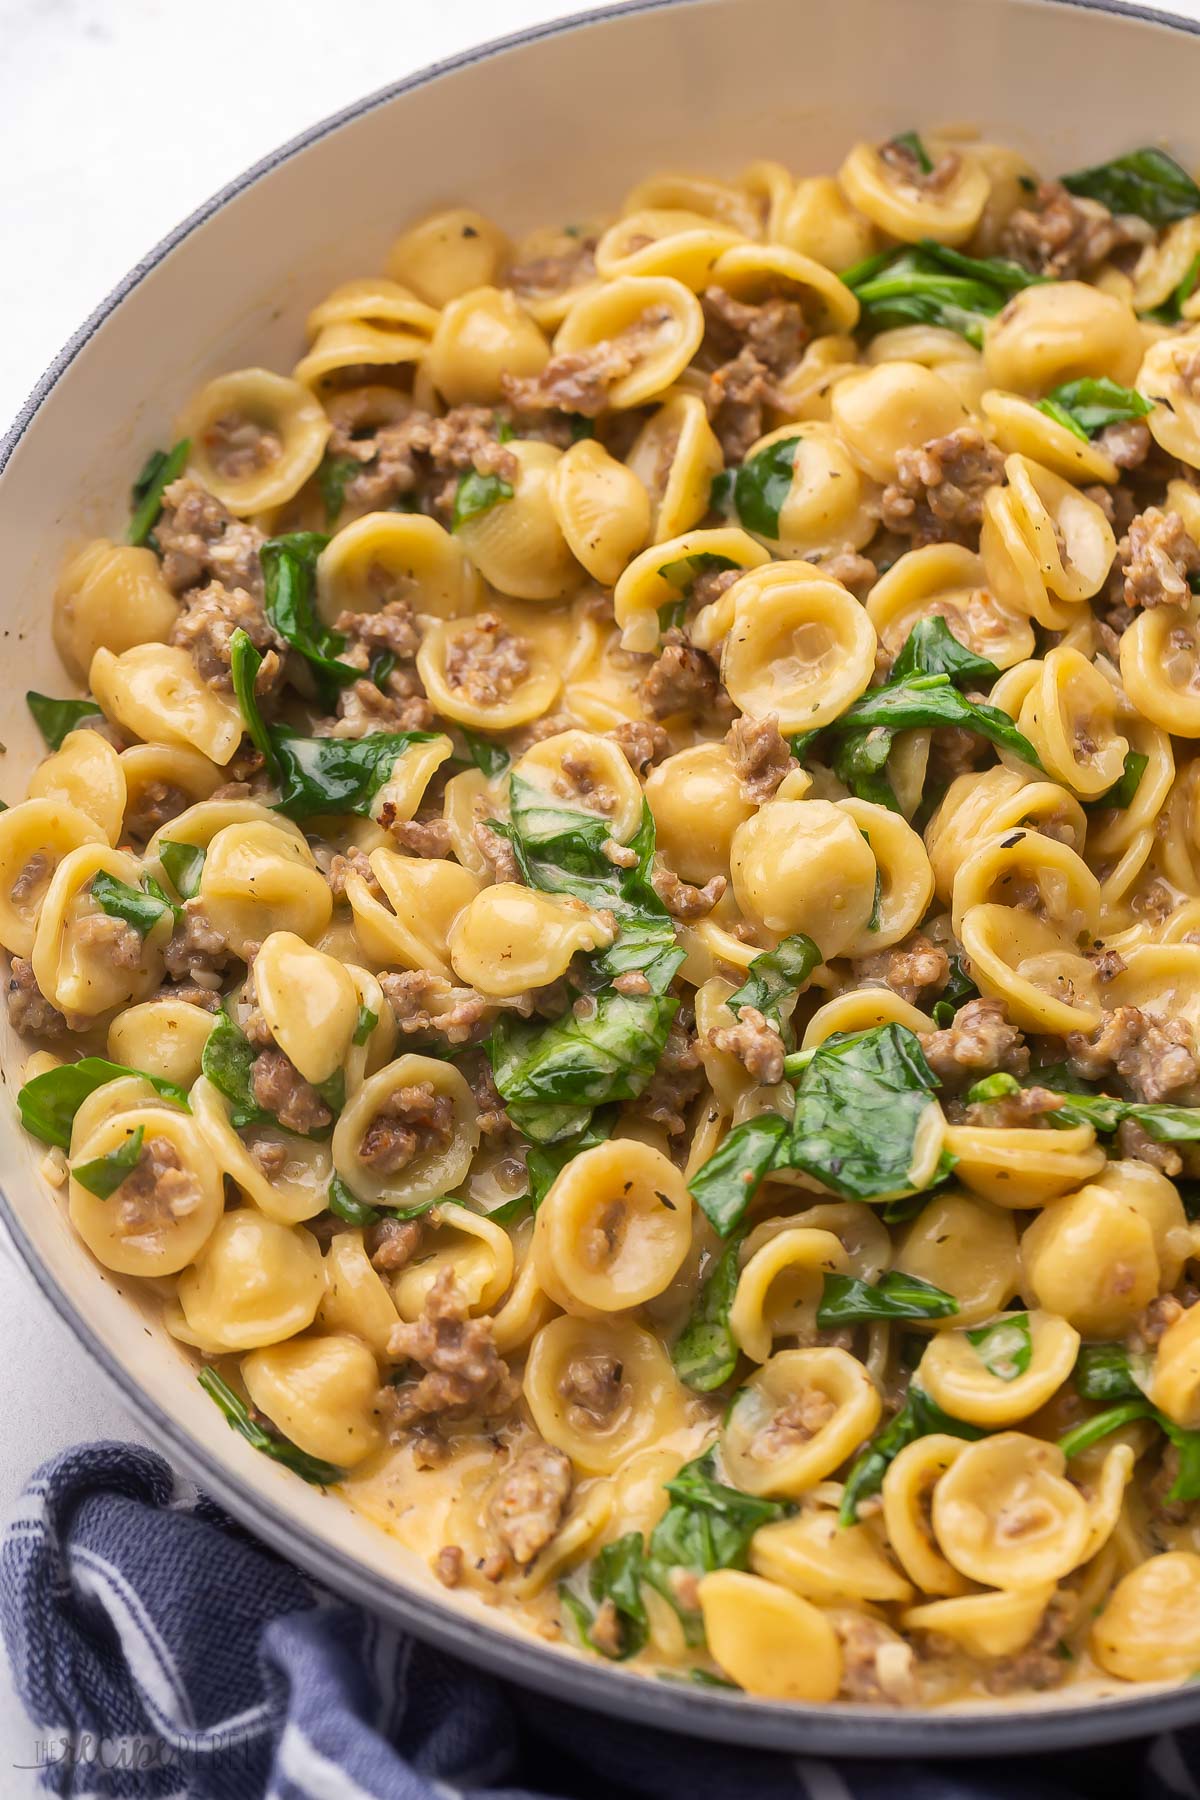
21;123;1200;1712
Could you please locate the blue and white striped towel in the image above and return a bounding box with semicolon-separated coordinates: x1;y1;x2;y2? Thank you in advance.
0;1442;1194;1799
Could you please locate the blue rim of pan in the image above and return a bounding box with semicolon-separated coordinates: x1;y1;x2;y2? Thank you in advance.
3;0;1200;1754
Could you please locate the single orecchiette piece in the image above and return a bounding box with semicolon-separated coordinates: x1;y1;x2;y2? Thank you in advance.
533;1139;692;1314
698;1569;843;1701
68;1105;222;1277
176;368;330;515
53;540;179;681
721;1347;882;1498
241;1334;382;1468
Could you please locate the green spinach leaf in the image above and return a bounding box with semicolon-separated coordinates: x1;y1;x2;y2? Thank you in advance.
817;1269;958;1326
784;1023;944;1203
157;840;206;901
886;130;933;174
17;1057;190;1150
844;239;1041;346
71;1124;146;1199
487;991;677;1146
127;439;191;546
451;469;513;531
317;453;361;526
673;1234;744;1391
1061;147;1200;225
687;1113;789;1238
732;437;801;538
524;1109;616;1207
198;1367;342;1485
965;1313;1032;1381
461;731;511;780
644;1450;784;1635
90;871;174;937
1086;749;1148;813
26;692;104;751
890;616;1002;688
1036;378;1153;444
261;532;360;709
726;934;821;1035
839;1385;984;1525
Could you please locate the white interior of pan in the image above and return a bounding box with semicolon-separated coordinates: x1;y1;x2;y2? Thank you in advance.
0;0;1196;1727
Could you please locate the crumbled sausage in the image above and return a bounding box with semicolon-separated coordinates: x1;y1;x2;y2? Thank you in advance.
749;1389;836;1461
1129;1293;1190;1353
710;1004;786;1086
700;286;810;463
358;1081;455;1174
250;1048;333;1135
962;1084;1065;1129
982;1595;1075;1695
918;997;1030;1089
487;1441;573;1568
822;550;878;592
607;719;668;773
880;135;962;194
704;346;777;465
1066;1006;1200;1104
381;969;491;1045
640;632;730;723
365;1216;426;1272
630;1017;705;1136
75;912;144;971
389;817;454;859
334;406;518;515
6;956;68;1038
472;821;520;885
725;712;795;802
880;427;1005;547
112;1133;203;1237
156;477;265;596
203;414;281;482
507;236;597;300
149;980;223;1012
327;846;381;900
333;599;421;665
444;613;532;706
469;1057;511;1137
1116;507;1200;610
169;580;284;691
850;934;950;1007
651;867;726;919
1001;180;1146;279
9;851;52;907
383;1266;518;1427
124;780;190;843
835;1614;918;1704
502;311;670;416
317;676;434;739
433;1545;464;1588
163;901;230;986
558;1352;624;1428
1116;1115;1182;1177
1097;420;1152;472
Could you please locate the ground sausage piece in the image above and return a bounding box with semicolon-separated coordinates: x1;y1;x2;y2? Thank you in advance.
389;817;454;859
918;997;1030;1089
822;550;878;592
1097;420;1152;472
336;406;518;515
203;415;282;482
850;934;950;1008
507;236;597;301
113;1133;203;1237
384;1266;517;1427
501;314;668;417
250;1048;333;1135
962;1084;1064;1129
880;427;1005;546
381;970;491;1045
1116;1115;1183;1177
1066;1006;1200;1104
6;956;68;1038
630;1018;705;1136
607;719;668;773
365;1216;426;1272
149;980;224;1012
750;1390;837;1462
725;712;795;802
651;867;726;919
835;1615;918;1705
1116;507;1200;610
704;346;777;465
488;1442;574;1568
469;1057;512;1137
327;846;381;900
558;1351;624;1428
9;850;52;909
433;1546;464;1588
982;1596;1074;1695
124;780;190;843
358;1081;455;1175
1001;180;1145;279
710;1004;786;1086
879;135;962;194
444;613;532;706
472;822;520;885
1129;1293;1190;1353
333;599;421;664
319;676;434;739
169;579;283;691
155;477;265;596
640;632;729;723
75;912;144;971
163;901;229;987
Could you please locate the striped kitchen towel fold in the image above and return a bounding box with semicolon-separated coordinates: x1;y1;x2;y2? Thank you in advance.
0;1442;1190;1799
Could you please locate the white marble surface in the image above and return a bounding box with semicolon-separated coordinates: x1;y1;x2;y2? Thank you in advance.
5;0;1200;1784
